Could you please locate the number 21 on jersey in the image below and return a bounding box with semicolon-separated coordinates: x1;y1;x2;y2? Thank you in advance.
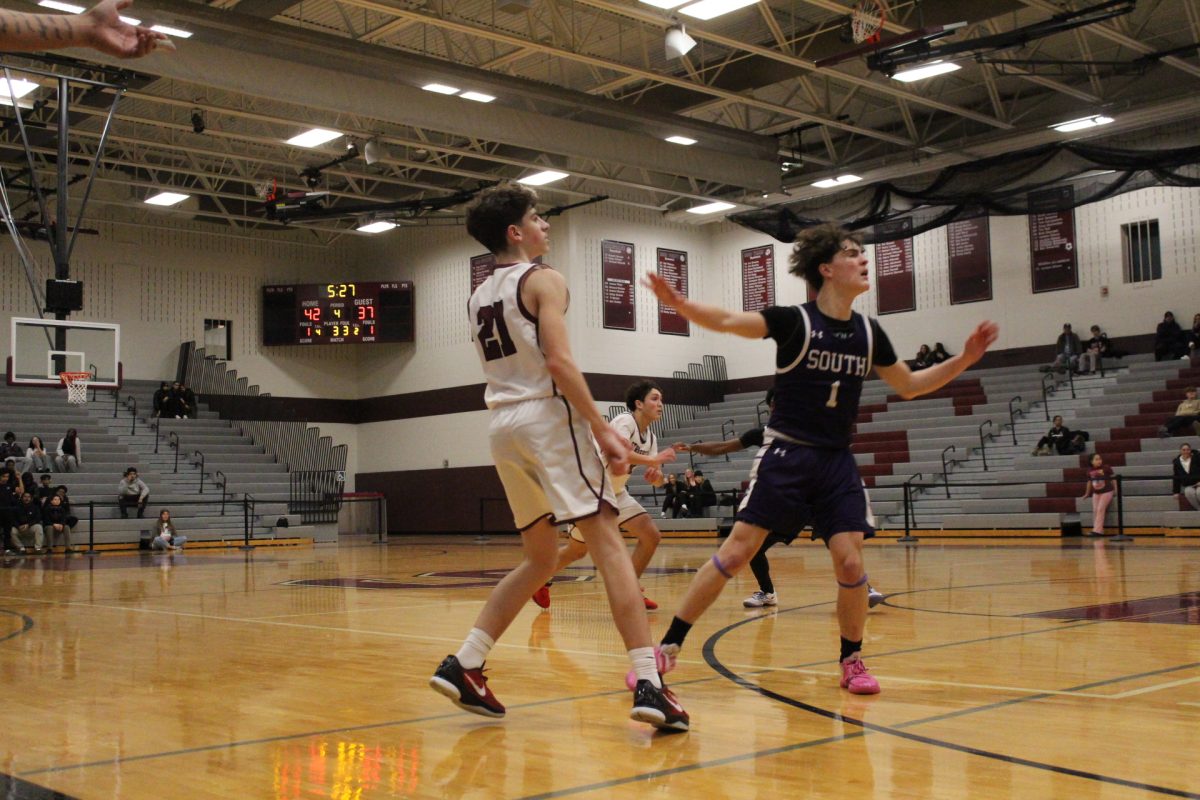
477;300;516;361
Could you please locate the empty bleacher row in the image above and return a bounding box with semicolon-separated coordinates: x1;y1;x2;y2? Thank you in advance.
0;379;313;547
649;353;1198;535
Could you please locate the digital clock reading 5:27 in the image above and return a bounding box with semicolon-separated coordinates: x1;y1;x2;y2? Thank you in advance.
262;282;414;345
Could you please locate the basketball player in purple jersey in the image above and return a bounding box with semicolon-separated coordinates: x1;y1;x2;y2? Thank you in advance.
430;183;688;730
644;223;998;694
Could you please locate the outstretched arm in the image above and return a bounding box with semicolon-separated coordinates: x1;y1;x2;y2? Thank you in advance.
874;321;999;400
0;0;172;57
673;439;745;457
643;273;767;339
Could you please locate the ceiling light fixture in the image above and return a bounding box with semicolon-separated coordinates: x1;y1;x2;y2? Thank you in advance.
149;23;192;38
679;0;759;22
460;91;496;103
422;83;460;95
38;2;137;23
664;24;697;58
356;220;397;233
144;191;189;206
891;60;961;83
665;135;697;145
638;0;690;8
811;174;862;189
286;128;342;148
518;170;569;186
686;201;735;214
1051;114;1114;133
0;79;39;103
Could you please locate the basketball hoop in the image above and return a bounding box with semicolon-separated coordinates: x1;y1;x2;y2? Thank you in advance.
60;371;91;405
850;0;885;44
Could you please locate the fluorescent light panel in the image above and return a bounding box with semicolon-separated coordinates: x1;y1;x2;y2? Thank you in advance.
1051;114;1114;133
422;83;460;95
679;0;759;21
811;174;861;189
144;191;189;206
356;220;397;233
0;79;38;101
38;2;140;23
665;135;697;145
686;201;735;215
638;0;690;8
286;128;342;148
149;24;192;38
518;170;569;186
892;60;960;82
460;91;496;103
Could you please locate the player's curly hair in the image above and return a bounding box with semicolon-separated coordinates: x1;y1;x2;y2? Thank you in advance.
625;380;662;412
788;223;861;291
466;183;539;255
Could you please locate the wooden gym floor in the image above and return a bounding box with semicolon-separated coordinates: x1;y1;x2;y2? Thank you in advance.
0;534;1197;799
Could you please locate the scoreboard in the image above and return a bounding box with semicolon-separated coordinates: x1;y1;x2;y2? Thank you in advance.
262;282;414;345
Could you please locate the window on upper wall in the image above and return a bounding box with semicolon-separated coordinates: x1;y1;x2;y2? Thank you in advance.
1121;219;1162;283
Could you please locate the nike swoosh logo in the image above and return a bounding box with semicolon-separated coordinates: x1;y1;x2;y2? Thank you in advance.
664;693;683;713
465;673;488;696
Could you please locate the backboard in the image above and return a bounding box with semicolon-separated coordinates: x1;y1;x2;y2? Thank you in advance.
7;317;121;388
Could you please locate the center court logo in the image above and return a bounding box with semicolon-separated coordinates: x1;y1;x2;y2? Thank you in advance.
279;565;696;591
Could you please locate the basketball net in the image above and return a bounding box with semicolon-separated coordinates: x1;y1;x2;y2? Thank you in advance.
851;0;884;44
60;371;91;405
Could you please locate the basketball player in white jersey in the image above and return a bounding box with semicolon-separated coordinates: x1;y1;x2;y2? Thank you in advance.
430;183;689;731
532;380;677;610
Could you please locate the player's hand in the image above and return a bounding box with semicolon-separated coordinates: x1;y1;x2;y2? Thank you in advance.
656;447;677;465
642;273;686;309
594;425;632;474
961;321;999;366
671;441;691;452
83;0;174;58
643;465;664;486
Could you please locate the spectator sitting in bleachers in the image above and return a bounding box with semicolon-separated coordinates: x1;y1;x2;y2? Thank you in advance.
151;509;186;551
930;342;952;364
687;469;717;517
117;467;150;519
1155;311;1187;361
180;383;196;418
35;473;54;505
0;471;19;554
25;436;52;474
661;472;686;519
1033;415;1087;456
55;428;82;472
1159;387;1200;438
1051;324;1083;374
1188;313;1200;359
42;493;75;552
912;344;932;370
53;486;79;532
1079;326;1105;374
1;432;27;473
2;459;24;495
152;381;169;418
13;492;46;554
1172;443;1200;511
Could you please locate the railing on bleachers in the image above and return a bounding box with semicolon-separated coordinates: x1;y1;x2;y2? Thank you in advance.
290;470;345;523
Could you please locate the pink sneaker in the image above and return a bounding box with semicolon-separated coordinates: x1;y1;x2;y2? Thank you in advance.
840;657;880;695
624;645;678;691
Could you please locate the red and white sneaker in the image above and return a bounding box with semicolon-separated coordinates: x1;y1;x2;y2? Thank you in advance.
641;588;658;611
839;656;880;695
531;583;551;609
630;680;689;731
430;655;506;717
624;644;678;691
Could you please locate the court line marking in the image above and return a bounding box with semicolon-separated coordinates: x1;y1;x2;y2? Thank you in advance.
1179;701;1200;708
1107;675;1200;699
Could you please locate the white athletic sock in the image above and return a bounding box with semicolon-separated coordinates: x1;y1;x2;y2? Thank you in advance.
456;628;495;670
629;646;662;688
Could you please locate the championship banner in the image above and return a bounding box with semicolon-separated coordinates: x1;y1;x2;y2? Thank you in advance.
602;239;636;331
947;217;992;304
741;245;776;312
470;253;496;293
1029;186;1078;293
656;248;689;336
874;219;915;315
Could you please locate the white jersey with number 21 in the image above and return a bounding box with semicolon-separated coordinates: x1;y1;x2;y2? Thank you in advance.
469;262;555;409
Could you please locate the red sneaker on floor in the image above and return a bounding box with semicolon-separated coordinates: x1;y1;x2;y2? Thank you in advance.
840;656;880;695
531;583;551;609
641;588;658;610
429;655;506;717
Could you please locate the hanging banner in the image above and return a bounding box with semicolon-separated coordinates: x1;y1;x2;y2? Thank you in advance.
947;217;992;304
656;248;690;336
741;245;776;312
874;219;915;315
602;239;636;331
1029;185;1078;293
470;253;496;293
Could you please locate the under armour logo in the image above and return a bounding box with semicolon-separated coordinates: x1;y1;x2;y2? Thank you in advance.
773;447;787;456
811;330;824;339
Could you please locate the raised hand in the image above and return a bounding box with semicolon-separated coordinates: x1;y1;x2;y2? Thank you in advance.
83;0;173;58
961;321;999;365
643;272;685;309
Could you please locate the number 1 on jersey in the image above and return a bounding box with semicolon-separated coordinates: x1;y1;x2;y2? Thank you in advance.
477;300;517;361
825;380;841;408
